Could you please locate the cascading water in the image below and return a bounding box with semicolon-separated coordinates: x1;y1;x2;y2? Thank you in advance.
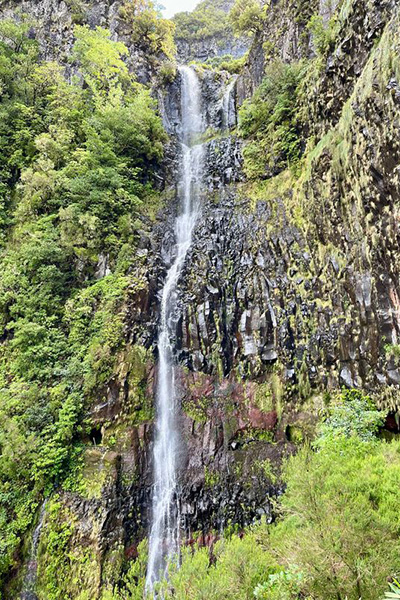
145;65;204;593
222;75;238;131
20;501;47;600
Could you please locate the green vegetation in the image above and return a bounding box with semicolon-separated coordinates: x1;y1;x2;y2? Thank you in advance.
119;0;176;60
202;53;248;74
100;391;398;600
37;495;105;599
239;60;306;178
307;13;339;57
229;0;267;37
273;439;399;600
315;388;385;443
1;0;399;597
173;0;231;42
384;580;400;599
0;17;166;588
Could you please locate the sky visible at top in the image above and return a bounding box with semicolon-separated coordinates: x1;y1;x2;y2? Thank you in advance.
160;0;199;18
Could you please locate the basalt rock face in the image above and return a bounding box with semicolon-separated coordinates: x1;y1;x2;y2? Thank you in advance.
306;0;398;137
176;35;249;65
175;2;400;403
236;0;324;105
173;0;249;64
154;1;400;555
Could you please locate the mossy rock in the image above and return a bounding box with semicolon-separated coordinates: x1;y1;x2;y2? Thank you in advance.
36;498;101;600
76;448;119;500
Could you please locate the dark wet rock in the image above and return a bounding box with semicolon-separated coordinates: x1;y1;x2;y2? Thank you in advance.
176;34;249;65
173;0;249;64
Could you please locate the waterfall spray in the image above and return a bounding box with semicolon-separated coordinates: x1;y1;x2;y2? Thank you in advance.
145;66;204;593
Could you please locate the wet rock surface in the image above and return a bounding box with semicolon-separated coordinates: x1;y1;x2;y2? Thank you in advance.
176;34;249;65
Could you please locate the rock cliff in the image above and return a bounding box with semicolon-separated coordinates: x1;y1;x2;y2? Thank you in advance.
2;0;400;597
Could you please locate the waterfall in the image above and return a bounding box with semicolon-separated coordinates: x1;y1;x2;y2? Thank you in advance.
222;76;237;131
20;501;47;600
146;65;204;593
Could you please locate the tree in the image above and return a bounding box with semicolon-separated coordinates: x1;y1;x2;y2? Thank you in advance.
229;0;267;36
173;0;231;42
119;0;176;59
72;26;129;93
0;17;167;589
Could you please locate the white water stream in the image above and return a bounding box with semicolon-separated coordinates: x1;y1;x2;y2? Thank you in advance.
20;501;47;600
222;75;238;131
146;65;204;593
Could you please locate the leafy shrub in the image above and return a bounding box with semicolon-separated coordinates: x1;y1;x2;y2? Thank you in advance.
272;436;400;600
205;53;247;74
316;388;385;445
229;0;266;37
239;60;306;178
119;0;176;60
72;25;130;93
254;568;305;600
173;0;231;42
121;436;400;600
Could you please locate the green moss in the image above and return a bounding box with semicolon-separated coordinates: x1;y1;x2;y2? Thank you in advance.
100;543;125;592
204;466;221;488
36;490;126;599
254;383;274;413
285;424;304;443
37;497;101;600
306;13;339;57
182;373;215;423
74;448;118;500
235;427;275;444
120;344;154;424
251;458;277;483
183;397;209;424
254;429;275;442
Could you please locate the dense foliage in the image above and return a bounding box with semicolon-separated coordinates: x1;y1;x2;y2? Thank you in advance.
1;0;399;598
0;17;166;587
229;0;266;37
239;60;306;178
119;0;176;61
173;0;231;42
100;392;398;600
